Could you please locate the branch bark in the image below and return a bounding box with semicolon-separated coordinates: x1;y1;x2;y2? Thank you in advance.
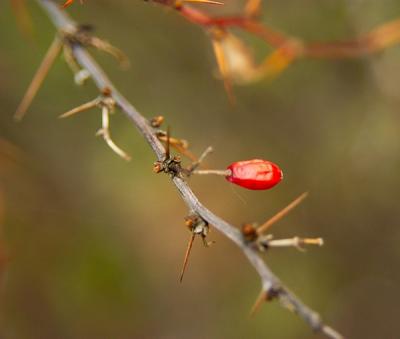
34;1;343;338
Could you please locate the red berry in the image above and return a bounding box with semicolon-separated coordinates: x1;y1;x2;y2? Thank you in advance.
226;159;283;190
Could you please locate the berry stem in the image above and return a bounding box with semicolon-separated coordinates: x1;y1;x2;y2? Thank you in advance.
192;169;231;176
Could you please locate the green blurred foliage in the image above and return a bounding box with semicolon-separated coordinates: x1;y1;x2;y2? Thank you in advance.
1;1;400;338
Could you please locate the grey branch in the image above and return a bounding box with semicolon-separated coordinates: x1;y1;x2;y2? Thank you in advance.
34;1;343;338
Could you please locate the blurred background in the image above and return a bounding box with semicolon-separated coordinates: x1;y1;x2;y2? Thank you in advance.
1;0;400;338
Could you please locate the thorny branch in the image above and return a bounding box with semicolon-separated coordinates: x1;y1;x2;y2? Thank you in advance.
29;1;342;338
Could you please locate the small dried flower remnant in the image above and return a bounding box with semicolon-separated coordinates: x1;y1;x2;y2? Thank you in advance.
227;159;283;190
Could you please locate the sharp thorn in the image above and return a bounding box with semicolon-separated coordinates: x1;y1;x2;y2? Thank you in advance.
257;192;309;235
179;233;195;283
166;126;171;159
59;99;98;119
249;290;267;317
14;36;62;121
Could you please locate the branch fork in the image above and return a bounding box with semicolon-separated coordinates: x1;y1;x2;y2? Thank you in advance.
62;24;130;68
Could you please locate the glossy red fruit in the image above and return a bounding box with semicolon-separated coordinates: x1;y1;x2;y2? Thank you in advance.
226;159;283;190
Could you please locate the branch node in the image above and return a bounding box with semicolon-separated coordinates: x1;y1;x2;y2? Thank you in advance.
153;128;186;177
62;24;130;68
150;115;165;128
250;285;282;316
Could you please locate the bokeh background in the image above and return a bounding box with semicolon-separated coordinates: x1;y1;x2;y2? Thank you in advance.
1;1;400;338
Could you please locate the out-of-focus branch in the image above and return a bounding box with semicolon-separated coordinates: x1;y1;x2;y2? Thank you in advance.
165;0;400;87
33;1;342;338
179;4;400;57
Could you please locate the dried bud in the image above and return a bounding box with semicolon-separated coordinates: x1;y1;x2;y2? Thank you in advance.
153;162;163;173
241;223;258;242
184;216;196;229
102;87;112;97
150;115;165;128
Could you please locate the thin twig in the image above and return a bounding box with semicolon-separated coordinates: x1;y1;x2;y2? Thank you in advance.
33;1;342;338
